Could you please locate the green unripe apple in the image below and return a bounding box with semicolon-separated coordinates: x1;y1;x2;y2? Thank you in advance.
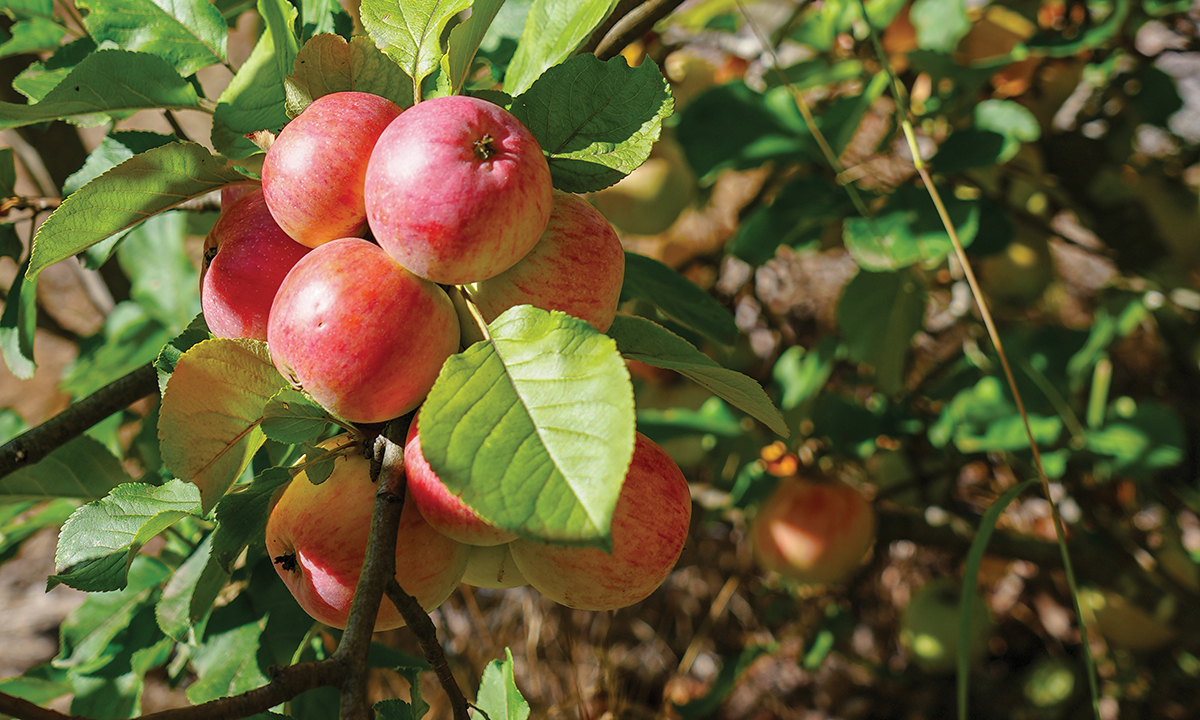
899;578;993;674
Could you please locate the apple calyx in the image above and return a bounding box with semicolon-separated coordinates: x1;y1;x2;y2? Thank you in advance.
274;553;297;572
473;134;496;160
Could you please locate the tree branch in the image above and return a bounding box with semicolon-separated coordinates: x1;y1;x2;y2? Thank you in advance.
385;578;470;720
593;0;690;61
0;362;159;478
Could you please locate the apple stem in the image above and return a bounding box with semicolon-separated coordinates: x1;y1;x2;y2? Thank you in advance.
448;285;491;347
473;134;496;161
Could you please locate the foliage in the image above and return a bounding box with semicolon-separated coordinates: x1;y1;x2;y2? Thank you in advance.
0;0;1198;718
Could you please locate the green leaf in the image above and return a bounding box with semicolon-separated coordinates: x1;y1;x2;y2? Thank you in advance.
28;142;253;281
772;340;838;410
974;99;1040;163
156;532;222;643
476;648;529;720
509;54;674;193
63;131;179;197
909;0;970;52
60;303;173;399
930;129;1006;174
300;0;352;40
0;665;72;712
155;314;212;393
260;388;334;443
501;0;619;95
607;314;788;436
212;0;299;158
0;49;201;130
10;36;96;103
0;435;134;501
210;466;291;573
0;499;76;566
158;338;288;513
0;254;37;379
955;414;1062;453
118;210;200;333
421;305;635;548
638;396;744;441
77;0;227;76
675;82;808;179
842;184;979;271
836;268;926;395
1023;0;1130;56
360;0;472;97
284;33;413;117
186;619;269;703
0;17;65;59
55;555;171;674
674;644;774;718
373;699;417;720
49;480;202;592
728;175;848;264
442;0;505;93
619;252;737;345
0;147;15;196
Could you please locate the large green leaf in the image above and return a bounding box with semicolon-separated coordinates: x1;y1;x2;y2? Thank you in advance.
442;0;505;93
360;0;472;99
156;532;223;643
619;252;737;345
836;268;926;395
28;142;251;281
117;210;200;333
0;49;202;130
10;37;96;103
284;33;413;117
502;0;619;95
0;435;134;501
49;480;202;592
212;0;298;158
509;54;673;193
186;619;270;703
420;305;635;548
607;315;788;436
158;338;288;513
78;0;227;77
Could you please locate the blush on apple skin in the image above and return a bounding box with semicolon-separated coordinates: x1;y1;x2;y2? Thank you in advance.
509;433;692;611
364;95;553;285
200;187;311;341
265;440;471;631
266;238;460;424
749;477;876;586
471;192;625;333
262;91;403;247
404;419;518;547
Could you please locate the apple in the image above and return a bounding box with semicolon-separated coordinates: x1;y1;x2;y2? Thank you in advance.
404;419;518;547
899;578;994;674
262;91;403;247
461;543;528;589
749;476;875;585
200;187;311;341
470;192;626;332
509;432;692;611
265;437;470;630
364;95;553;285
590;136;695;236
267;238;460;424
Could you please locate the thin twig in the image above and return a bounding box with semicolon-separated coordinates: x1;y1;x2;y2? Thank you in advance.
593;0;690;61
0;362;159;479
384;579;470;720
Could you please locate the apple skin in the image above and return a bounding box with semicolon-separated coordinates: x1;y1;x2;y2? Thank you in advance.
364;95;553;285
471;192;625;333
267;238;460;424
200;187;311;341
750;476;875;585
899;578;993;674
262;91;403;247
265;439;470;630
404;419;518;547
461;543;528;589
509;432;692;611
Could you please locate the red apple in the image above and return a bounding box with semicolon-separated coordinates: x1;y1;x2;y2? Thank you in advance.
404;419;518;547
265;438;470;630
509;433;692;611
200;187;311;340
750;476;875;585
267;238;459;423
461;543;528;589
364;95;553;285
471;192;625;332
262;91;403;247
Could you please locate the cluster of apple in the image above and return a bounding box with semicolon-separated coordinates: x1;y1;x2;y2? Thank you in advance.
198;90;692;627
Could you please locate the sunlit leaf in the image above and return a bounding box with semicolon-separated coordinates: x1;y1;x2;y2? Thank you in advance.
619;252;737;345
360;0;472;96
284;34;413;117
0;255;37;379
443;0;505;93
186;619;270;703
49;479;202;592
0;17;65;59
0;49;201;130
159;338;288;513
420;305;634;548
476;648;529;720
502;0;619;95
0;435;133;501
77;0;227;76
